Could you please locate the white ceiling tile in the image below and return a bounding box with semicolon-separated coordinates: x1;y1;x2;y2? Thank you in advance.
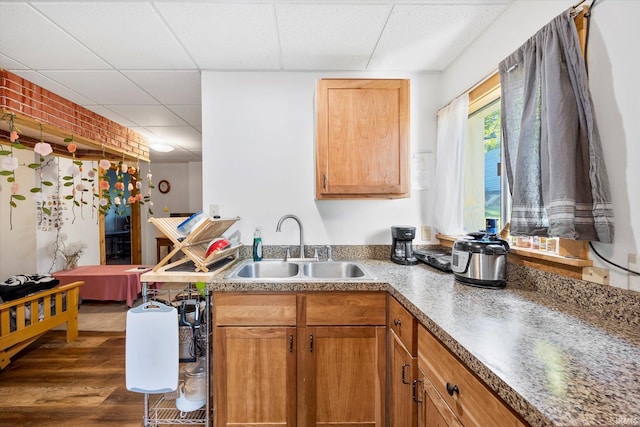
0;54;28;70
39;71;157;105
149;147;201;164
369;4;507;71
122;71;201;105
277;3;390;70
0;3;109;70
32;2;195;70
106;105;186;127
155;2;281;69
131;126;201;162
144;126;202;151
166;105;202;130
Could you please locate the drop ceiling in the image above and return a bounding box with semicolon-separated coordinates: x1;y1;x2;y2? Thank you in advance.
0;0;513;163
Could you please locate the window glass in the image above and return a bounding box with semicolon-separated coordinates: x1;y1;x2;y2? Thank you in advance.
464;99;506;233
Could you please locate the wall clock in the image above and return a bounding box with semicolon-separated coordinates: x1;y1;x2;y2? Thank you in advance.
158;180;171;194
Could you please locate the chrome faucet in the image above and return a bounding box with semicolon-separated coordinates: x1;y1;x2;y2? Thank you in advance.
276;214;305;259
325;245;333;262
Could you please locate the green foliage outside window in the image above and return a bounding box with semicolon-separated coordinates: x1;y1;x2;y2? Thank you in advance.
484;109;501;153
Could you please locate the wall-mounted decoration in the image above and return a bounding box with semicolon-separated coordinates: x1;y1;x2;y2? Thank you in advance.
37;194;64;231
158;180;170;194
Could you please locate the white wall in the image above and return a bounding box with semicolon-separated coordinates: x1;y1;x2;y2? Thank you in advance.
588;0;640;289
36;157;100;273
441;0;575;104
0;148;37;278
0;154;100;278
201;71;441;249
140;161;203;265
442;0;640;289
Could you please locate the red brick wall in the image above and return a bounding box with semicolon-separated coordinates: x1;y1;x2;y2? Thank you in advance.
0;69;149;160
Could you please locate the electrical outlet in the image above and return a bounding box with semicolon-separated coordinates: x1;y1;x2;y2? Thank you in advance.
421;225;431;241
629;254;640;292
209;204;220;218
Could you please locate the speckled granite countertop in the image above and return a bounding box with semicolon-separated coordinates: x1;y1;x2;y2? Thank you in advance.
208;259;640;427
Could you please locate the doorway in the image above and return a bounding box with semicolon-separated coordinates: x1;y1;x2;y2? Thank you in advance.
100;168;141;265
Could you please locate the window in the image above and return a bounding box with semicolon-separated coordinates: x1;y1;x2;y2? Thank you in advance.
438;8;594;280
463;99;509;233
462;65;511;235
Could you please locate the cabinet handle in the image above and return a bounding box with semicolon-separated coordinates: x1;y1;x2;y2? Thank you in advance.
289;334;294;353
412;379;423;403
323;174;327;190
393;319;402;327
309;334;313;352
401;363;411;384
446;383;459;396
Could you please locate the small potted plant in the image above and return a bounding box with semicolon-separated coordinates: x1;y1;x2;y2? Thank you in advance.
47;233;87;270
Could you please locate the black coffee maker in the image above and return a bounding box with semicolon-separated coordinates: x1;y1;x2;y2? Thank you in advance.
391;226;418;265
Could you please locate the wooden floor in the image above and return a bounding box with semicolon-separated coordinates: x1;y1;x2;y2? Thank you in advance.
0;330;145;426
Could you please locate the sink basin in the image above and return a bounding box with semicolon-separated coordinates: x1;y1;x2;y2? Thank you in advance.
302;261;366;279
234;261;299;278
225;260;375;281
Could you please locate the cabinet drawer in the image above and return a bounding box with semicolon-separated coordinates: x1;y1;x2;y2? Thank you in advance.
214;293;296;326
305;292;386;326
388;296;417;355
417;325;525;427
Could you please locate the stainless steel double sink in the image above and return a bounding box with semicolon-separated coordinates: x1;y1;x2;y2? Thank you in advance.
225;259;376;281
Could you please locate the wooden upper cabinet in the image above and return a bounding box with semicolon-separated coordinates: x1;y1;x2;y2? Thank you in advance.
316;78;410;199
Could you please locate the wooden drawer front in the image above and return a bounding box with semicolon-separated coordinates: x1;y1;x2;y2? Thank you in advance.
388;296;417;355
417;325;525;427
305;292;386;326
214;294;297;326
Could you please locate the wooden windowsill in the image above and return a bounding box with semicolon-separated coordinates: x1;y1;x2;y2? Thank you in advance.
436;233;597;281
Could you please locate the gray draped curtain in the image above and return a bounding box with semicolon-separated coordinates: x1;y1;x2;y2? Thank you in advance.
499;8;614;243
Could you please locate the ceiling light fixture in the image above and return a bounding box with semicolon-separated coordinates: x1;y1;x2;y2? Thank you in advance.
150;143;174;153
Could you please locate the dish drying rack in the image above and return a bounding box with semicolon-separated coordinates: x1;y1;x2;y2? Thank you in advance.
150;216;242;273
141;283;212;426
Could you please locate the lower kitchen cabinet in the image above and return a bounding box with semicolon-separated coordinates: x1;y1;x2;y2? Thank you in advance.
389;296;418;427
390;330;417;427
213;292;386;427
298;325;386;426
214;326;297;426
416;365;463;427
417;324;526;427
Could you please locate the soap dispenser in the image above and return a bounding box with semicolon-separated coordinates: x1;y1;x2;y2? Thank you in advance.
252;228;263;261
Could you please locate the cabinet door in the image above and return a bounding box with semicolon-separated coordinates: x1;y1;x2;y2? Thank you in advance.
390;331;417;427
298;326;386;426
416;366;462;427
389;296;417;355
215;326;297;427
316;79;410;199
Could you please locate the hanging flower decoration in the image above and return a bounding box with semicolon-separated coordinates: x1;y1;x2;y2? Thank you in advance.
30;124;55;218
112;160;127;215
2;156;19;171
34;141;53;156
86;167;96;217
97;157;113;215
60;135;94;223
144;162;154;216
1;114;51;228
1;113;27;229
2;115;157;230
